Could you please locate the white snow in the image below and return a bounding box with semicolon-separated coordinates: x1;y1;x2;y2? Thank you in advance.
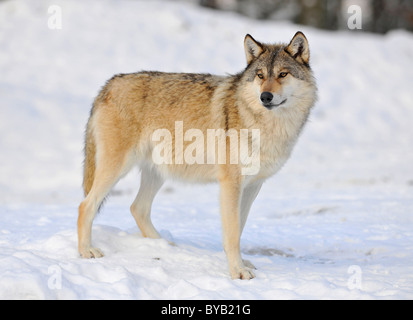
1;0;413;299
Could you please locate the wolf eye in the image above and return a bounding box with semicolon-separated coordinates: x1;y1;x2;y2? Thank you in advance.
279;72;288;78
257;73;264;79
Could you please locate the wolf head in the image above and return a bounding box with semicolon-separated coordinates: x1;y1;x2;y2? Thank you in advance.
241;32;316;112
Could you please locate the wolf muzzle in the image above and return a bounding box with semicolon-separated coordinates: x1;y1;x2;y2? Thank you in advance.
260;91;287;109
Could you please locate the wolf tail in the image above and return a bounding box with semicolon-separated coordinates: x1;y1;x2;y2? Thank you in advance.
82;116;96;196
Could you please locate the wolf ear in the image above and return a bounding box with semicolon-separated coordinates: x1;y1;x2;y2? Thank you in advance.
244;34;264;65
285;32;310;66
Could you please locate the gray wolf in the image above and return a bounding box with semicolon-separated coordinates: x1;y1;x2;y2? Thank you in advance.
78;32;317;279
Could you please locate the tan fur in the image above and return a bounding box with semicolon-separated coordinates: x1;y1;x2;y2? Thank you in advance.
78;32;317;280
82;116;96;195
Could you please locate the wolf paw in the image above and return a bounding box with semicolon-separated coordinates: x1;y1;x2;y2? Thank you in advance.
231;267;255;280
79;247;104;259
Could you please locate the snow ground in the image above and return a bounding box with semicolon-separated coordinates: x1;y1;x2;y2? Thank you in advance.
0;0;413;299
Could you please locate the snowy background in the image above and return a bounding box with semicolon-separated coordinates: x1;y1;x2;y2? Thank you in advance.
0;0;413;299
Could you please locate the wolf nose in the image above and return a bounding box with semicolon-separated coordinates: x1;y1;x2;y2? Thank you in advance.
260;92;273;104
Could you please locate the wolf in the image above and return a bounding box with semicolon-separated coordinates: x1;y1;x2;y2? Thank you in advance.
78;32;317;280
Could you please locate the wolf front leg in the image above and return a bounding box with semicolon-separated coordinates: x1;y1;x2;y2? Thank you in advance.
240;180;263;233
238;179;263;270
219;176;255;280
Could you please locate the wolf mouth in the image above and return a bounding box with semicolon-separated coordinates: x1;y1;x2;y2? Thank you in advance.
264;99;287;109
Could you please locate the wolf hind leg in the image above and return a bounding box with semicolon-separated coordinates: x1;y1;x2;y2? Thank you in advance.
78;148;133;258
130;166;164;239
